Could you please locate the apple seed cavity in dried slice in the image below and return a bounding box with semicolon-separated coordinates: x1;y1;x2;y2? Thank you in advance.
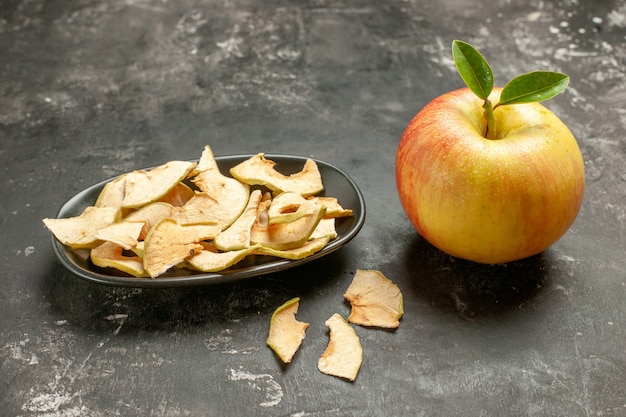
143;218;221;278
186;243;261;272
267;192;320;224
121;160;197;209
344;269;404;329
266;297;309;364
317;313;362;381
188;145;250;230
43;206;120;249
94;220;145;250
90;241;147;277
230;153;324;197
254;236;331;260
213;189;263;251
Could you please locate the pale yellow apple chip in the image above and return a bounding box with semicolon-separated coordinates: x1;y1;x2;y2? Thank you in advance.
213;189;263;251
95;175;126;210
94;220;144;250
186;243;260;272
43;206;120;249
143;218;221;278
122;160;197;209
158;182;195;207
90;241;147;277
251;204;326;251
230;153;324;197
188;145;250;230
344;269;404;329
254;236;330;260
123;201;173;240
307;196;353;218
266;297;309;364
309;218;337;240
318;313;362;381
267;192;319;224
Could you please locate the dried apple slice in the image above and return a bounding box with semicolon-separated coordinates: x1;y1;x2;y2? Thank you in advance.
94;220;144;250
186;243;260;272
182;146;250;230
123;202;173;240
318;313;362;381
344;269;404;329
213;189;263;251
230;153;324;197
122;160;197;209
266;297;309;364
267;192;321;224
158;182;195;207
95;175;126;210
43;206;120;249
254;236;330;260
90;241;147;277
309;218;337;240
251;204;326;251
307;196;353;218
143;218;222;278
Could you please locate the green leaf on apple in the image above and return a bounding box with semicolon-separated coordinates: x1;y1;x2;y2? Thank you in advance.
452;40;493;100
451;40;569;139
497;71;570;107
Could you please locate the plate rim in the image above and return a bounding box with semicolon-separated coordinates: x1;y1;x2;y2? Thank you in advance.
51;153;366;288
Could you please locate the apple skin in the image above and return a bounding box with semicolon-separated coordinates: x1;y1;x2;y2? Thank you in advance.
396;87;585;264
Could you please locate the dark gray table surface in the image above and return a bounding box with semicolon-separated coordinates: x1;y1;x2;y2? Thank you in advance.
1;0;625;416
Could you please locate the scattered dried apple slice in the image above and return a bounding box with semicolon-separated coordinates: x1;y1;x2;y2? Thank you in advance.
189;145;250;230
43;206;120;249
143;218;221;278
122;160;197;209
230;153;324;197
344;269;404;329
251;204;326;251
254;236;330;260
266;297;309;364
94;220;144;250
90;241;147;277
318;313;362;381
186;243;260;272
214;189;263;251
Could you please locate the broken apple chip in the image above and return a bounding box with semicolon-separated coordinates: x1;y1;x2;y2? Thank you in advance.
266;297;309;364
318;313;362;381
90;241;147;277
344;269;404;329
143;218;221;278
43;206;120;249
230;153;324;197
122;160;197;209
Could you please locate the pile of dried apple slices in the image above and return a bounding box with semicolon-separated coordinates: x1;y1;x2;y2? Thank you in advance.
43;145;352;279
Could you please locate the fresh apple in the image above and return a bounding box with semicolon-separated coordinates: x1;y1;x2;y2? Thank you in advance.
395;41;585;264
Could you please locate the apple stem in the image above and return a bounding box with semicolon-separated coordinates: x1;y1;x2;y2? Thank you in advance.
483;99;497;139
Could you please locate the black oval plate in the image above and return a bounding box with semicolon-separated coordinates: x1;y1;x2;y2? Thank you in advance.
51;154;366;288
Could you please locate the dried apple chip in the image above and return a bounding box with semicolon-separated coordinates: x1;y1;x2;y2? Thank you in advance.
266;297;309;364
90;241;147;277
254;236;330;260
307;196;353;218
309;218;337;240
213;189;263;251
143;218;222;278
251;204;326;251
94;220;144;250
186;243;260;272
230;153;324;197
95;175;126;210
318;313;362;381
344;269;404;329
158;182;195;207
123;201;173;240
43;206;120;249
188;145;249;230
267;192;321;224
122;160;197;209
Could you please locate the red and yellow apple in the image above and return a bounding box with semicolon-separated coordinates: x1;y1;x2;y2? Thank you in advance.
395;87;585;264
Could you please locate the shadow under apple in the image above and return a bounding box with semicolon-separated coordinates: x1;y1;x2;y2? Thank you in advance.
402;235;550;320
